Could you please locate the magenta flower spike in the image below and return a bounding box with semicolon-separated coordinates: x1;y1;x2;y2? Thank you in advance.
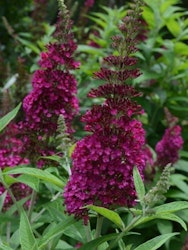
64;0;147;223
19;1;79;162
155;108;183;168
155;125;183;168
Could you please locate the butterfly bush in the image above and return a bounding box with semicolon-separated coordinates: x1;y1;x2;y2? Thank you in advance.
64;0;147;223
19;3;79;163
0;0;79;209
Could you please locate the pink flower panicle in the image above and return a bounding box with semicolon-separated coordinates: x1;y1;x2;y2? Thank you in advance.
0;124;31;209
54;1;74;43
112;1;146;54
155;109;183;168
64;120;146;222
155;125;183;168
64;1;147;223
19;3;79;162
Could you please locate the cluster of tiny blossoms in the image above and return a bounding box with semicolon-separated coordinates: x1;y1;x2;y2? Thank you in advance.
0;1;79;208
144;109;183;179
19;3;79;162
155;112;183;168
64;0;147;223
0;124;31;209
155;125;183;167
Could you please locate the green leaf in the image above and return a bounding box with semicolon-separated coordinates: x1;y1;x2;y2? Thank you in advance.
135;213;187;231
17;37;41;54
132;202;188;230
9;229;20;250
166;19;181;37
3;167;64;188
63;220;88;242
79;233;118;250
40;155;62;163
68;143;76;157
169;105;188;112
0;240;14;250
167;189;188;201
77;45;104;56
116;229;126;250
174;159;188;172
157;220;173;236
3;175;17;186
170;174;188;194
142;6;155;29
17;174;40;192
89;16;107;29
38;217;76;249
6;197;30;216
133;167;145;205
3;73;19;90
19;210;38;250
0;191;7;212
41;155;71;175
174;42;188;55
168;97;188;103
55;240;74;250
134;233;179;250
143;1;163;31
86;205;125;229
0;103;21;132
45;199;87;242
160;0;180;14
44;199;65;222
155;201;188;214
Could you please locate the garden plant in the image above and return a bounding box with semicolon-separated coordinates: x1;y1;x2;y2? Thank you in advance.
0;0;188;249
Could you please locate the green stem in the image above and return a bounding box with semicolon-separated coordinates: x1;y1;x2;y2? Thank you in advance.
84;221;92;242
6;222;11;242
0;170;23;215
106;215;142;250
95;215;104;239
27;190;37;222
95;215;104;250
5;184;23;215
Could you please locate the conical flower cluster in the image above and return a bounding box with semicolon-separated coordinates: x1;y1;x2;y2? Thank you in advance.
64;0;147;223
19;2;79;162
154;108;183;168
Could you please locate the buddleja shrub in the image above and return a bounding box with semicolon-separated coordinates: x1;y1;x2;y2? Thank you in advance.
0;109;187;249
0;0;188;250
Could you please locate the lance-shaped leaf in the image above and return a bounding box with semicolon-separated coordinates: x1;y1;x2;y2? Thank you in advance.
38;217;76;249
134;212;187;231
155;201;188;214
79;233;119;250
133;166;145;205
0;103;21;133
134;232;179;250
3;167;64;188
19;210;38;250
86;205;125;229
